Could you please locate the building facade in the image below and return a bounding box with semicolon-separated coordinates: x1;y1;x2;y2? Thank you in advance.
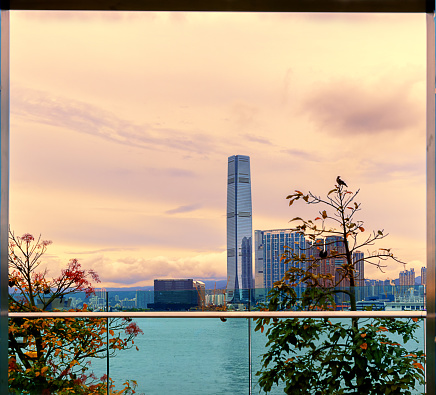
227;155;252;303
421;267;427;286
254;229;306;289
353;250;365;288
399;268;415;287
136;290;154;309
153;279;205;310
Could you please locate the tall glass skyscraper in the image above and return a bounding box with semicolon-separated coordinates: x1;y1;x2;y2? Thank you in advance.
227;155;252;303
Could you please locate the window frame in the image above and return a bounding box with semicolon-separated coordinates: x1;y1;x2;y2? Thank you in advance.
0;0;433;392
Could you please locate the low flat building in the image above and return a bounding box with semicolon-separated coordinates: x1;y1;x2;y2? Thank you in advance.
151;279;205;311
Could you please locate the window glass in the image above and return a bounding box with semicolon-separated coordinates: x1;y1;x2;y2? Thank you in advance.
9;11;426;293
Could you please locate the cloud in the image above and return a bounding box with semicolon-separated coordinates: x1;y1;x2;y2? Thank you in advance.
18;10;157;22
244;134;272;145
229;102;259;129
81;251;227;286
281;148;322;162
301;78;423;136
165;204;202;215
147;167;197;178
281;68;293;105
356;159;425;184
12;87;216;155
65;247;137;255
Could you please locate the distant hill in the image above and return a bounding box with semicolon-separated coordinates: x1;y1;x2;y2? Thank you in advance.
199;280;228;289
104;286;153;292
101;279;228;293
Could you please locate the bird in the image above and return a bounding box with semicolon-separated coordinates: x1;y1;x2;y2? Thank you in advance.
336;176;347;187
319;250;328;259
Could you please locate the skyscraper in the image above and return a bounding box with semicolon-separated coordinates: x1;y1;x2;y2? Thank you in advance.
227;155;252;303
254;229;306;289
399;268;415;287
353;250;365;287
421;267;427;286
254;229;306;302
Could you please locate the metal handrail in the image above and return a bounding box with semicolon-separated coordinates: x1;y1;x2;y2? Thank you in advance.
8;310;427;319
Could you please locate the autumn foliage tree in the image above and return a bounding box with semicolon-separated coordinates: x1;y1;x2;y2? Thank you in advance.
255;179;425;394
8;231;143;395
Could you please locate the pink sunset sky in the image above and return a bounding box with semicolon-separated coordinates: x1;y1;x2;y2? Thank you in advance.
8;11;426;287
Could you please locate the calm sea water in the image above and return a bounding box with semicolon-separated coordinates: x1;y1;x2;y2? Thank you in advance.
91;318;425;395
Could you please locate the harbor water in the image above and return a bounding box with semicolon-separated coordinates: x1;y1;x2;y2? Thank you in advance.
90;318;425;395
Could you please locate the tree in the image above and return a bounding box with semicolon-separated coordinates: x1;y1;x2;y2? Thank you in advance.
8;230;143;395
255;179;425;394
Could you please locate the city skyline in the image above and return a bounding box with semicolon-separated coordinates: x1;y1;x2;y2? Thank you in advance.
9;12;426;287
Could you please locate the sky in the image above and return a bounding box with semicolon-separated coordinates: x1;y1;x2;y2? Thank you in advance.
8;11;426;288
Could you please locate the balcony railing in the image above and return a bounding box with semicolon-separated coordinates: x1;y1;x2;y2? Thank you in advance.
9;312;426;395
9;287;427;394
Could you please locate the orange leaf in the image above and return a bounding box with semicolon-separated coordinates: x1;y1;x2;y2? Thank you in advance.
361;333;366;338
359;227;365;232
260;326;264;333
412;318;419;322
109;329;114;336
413;362;424;371
360;343;367;350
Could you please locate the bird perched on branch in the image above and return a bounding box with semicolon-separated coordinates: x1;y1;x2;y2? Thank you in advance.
336;176;347;187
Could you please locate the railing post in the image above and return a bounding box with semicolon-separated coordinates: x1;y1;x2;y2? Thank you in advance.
0;8;9;394
107;291;109;395
427;5;436;394
248;318;252;395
